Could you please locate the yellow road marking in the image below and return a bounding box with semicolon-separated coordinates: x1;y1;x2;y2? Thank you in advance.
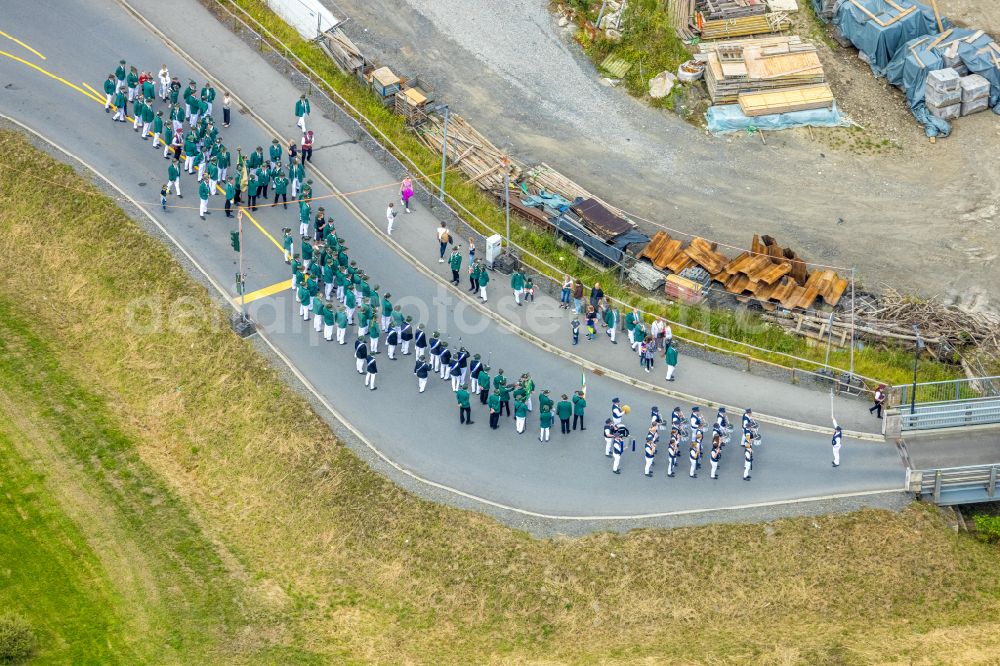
238;206;284;251
237;279;292;305
0;30;46;60
82;81;102;98
0;49;103;103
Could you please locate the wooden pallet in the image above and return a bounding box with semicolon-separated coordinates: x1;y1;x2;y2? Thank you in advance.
738;83;834;115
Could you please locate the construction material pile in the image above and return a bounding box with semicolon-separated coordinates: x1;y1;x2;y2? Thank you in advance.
638;232;848;311
416;113;511;192
831;0;1000;137
694;0;792;39
699;36;833;111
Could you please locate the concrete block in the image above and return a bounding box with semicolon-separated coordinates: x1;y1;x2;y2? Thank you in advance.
961;96;990;116
959;74;991;102
924;85;961;108
927;67;960;92
952;63;969;77
928;101;961;120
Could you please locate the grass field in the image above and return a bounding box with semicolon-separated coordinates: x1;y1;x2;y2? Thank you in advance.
1;129;1000;663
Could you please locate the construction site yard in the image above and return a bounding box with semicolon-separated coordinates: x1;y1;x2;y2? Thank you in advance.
332;0;1000;315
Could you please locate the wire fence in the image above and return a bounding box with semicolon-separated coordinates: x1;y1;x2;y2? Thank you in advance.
209;0;881;395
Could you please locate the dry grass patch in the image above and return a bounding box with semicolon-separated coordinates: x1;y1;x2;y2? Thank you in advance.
0;128;999;663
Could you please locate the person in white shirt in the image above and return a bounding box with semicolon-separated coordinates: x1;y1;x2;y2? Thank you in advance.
436;223;450;262
386;202;397;235
158;64;170;100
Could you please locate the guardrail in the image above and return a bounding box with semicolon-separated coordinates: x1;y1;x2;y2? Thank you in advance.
899;397;1000;431
207;0;885;395
906;464;1000;505
898;375;1000;407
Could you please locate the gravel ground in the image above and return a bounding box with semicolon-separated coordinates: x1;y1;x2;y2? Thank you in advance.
330;0;1000;312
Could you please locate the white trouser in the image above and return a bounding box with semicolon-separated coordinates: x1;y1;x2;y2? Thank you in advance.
668;457;676;475
284;247;292;263
324;283;333;299
612;453;621;472
418;377;427;393
199;198;208;217
209;179;217;195
345;308;354;324
744;460;752;478
303;259;311;271
516;416;525;433
380;315;390;331
365;372;376;388
323;323;333;340
513;288;521;304
197;163;205;181
142;122;151;137
387;344;396;359
152;132;162;146
440;364;449;380
833;444;841;465
451;375;460;392
480;286;487;301
431;355;440;372
105;93;113;108
370;337;379;353
133;114;141;129
471;378;479;394
173;119;183;132
416;346;425;360
540;427;549;441
645;457;654;475
690;458;697;477
113;106;125;121
355;358;365;373
184;156;193;172
609;326;617;342
299;221;309;236
526;396;532;411
170;179;180;196
313;315;322;332
666;364;675;380
605;437;613;455
291;178;300;198
336;326;346;344
297;115;307;131
128;85;136;101
299;303;309;319
219;167;228;182
401;340;411;355
711;460;719;478
164;142;172;158
387;220;393;235
206;101;213;116
336;285;345;301
159;81;168;98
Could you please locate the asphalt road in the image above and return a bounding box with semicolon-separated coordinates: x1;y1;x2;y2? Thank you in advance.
0;0;906;526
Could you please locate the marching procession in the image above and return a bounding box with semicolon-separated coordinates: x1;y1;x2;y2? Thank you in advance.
101;57;847;482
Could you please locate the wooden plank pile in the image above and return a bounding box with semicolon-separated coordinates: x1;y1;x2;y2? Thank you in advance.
521;164;627;219
667;0;698;40
700;36;827;104
319;30;368;78
696;9;791;39
696;0;767;20
738;83;834;115
639;232;849;311
415;112;511;193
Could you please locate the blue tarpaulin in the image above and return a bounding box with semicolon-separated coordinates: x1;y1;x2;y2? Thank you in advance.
833;0;946;76
706;104;851;134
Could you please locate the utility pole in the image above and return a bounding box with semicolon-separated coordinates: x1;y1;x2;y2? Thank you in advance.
236;208;247;322
439;104;450;202
849;267;856;377
910;325;924;415
503;156;511;250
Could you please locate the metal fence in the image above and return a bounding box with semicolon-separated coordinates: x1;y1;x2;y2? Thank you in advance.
906;464;1000;505
898;375;1000;407
899;397;1000;431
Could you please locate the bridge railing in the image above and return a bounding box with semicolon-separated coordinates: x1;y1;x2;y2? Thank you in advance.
899;397;1000;431
906;464;1000;505
897;375;1000;407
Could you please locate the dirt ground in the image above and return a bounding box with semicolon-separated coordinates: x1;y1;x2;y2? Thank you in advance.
328;0;1000;313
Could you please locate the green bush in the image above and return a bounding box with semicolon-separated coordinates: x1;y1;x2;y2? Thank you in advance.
973;514;1000;544
0;614;36;664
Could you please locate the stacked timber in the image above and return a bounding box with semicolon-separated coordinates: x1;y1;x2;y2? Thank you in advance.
700;36;828;104
667;0;698;40
696;9;791;39
696;0;767;20
521;164;627;219
416;112;512;193
639;232;848;311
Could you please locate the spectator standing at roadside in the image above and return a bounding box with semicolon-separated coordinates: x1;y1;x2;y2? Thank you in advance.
665;342;679;382
436;222;450;263
572;279;584;314
869;384;886;419
301;130;314;163
651;317;665;352
222;91;232;127
560;275;572;309
589;282;604;316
